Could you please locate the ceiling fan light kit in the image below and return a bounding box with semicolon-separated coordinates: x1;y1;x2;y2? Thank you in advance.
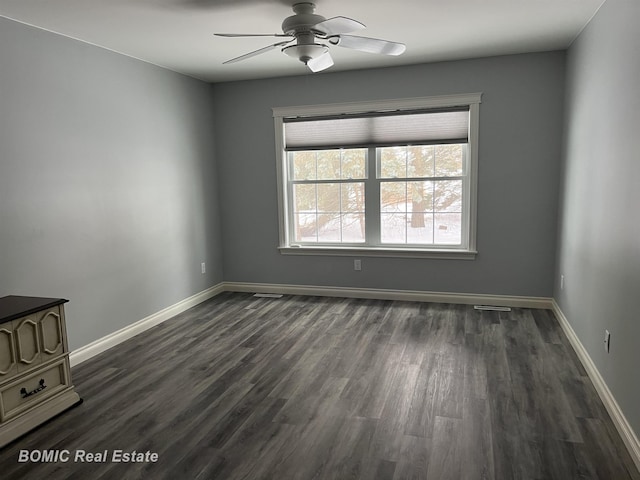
215;2;406;73
282;43;327;63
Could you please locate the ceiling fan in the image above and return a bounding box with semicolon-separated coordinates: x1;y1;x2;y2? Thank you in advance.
214;2;406;73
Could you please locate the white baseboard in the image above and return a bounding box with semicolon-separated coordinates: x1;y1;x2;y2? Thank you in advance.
222;281;553;309
551;300;640;473
69;283;225;367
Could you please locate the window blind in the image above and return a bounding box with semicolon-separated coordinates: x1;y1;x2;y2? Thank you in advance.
283;107;470;151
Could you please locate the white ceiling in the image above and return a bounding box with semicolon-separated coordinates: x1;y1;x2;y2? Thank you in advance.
0;0;604;83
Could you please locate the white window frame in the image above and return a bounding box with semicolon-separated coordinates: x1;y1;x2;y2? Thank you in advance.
273;93;481;259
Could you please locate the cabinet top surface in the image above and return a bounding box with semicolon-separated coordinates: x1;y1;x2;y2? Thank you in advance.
0;296;68;324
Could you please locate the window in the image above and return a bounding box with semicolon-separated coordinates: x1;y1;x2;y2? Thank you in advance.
378;144;465;245
290;148;367;243
273;94;481;259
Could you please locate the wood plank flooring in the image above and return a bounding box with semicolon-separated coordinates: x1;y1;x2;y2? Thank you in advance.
1;292;638;479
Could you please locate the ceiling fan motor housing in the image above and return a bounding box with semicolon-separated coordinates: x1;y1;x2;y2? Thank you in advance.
281;3;328;64
281;3;325;36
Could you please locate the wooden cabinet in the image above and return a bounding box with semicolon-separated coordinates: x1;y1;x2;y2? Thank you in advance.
0;296;81;447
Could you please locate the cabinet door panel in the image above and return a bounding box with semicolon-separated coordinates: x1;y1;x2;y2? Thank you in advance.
0;326;18;381
38;307;64;362
13;317;41;373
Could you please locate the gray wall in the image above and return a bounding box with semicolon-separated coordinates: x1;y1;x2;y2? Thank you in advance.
556;0;640;435
0;18;223;350
212;52;565;297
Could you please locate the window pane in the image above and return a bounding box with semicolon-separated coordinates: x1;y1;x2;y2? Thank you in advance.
408;181;433;212
292;151;316;180
317;213;341;242
293;181;365;244
341;183;365;213
294;213;317;242
317;150;341;180
317;183;340;212
293;184;316;213
379;147;407;178
434;144;463;177
341;149;367;179
381;213;406;243
407;213;434;244
380;179;462;245
381;182;406;212
380;144;464;179
342;214;365;242
381;181;435;214
408;145;435;178
434;213;462;244
434;180;462;212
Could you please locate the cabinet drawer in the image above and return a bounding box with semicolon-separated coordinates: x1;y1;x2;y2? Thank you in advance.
0;359;71;422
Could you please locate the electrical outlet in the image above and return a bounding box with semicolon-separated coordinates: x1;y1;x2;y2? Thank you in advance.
560;275;565;290
201;262;206;274
604;330;610;353
354;259;362;271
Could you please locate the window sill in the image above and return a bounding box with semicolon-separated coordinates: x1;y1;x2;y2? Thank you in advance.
278;245;477;260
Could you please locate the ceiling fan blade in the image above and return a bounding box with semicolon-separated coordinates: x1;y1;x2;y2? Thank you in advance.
329;35;406;56
307;52;334;73
312;16;365;36
223;41;292;64
215;33;292;38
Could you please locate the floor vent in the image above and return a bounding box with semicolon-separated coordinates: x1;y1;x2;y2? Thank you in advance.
473;305;512;312
253;293;284;298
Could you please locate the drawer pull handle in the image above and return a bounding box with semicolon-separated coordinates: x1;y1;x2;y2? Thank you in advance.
20;379;47;398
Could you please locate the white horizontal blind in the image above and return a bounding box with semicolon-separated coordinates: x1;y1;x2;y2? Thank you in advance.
284;108;470;151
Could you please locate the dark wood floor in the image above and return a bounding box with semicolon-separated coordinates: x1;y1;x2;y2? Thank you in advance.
1;292;638;479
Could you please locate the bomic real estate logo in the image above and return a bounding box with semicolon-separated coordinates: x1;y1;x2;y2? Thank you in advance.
18;449;159;463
